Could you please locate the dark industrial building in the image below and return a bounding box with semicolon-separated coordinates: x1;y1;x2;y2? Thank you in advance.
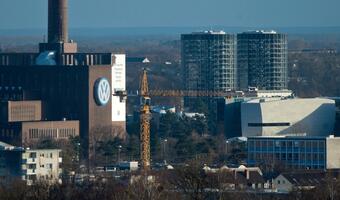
0;0;121;160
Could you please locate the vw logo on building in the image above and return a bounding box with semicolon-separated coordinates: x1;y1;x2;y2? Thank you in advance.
94;78;111;106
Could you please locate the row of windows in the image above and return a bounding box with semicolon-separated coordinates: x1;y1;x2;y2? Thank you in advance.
10;105;37;121
28;128;77;139
249;152;325;161
248;140;325;149
248;123;290;127
0;129;15;138
61;54;111;66
29;152;59;159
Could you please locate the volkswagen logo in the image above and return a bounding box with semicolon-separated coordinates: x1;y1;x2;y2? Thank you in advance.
94;78;111;106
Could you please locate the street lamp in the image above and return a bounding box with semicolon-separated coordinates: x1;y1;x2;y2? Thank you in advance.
225;140;229;155
117;145;122;163
76;142;81;163
163;139;168;164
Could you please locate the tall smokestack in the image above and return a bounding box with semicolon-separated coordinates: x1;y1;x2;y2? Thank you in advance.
39;0;77;54
48;0;68;43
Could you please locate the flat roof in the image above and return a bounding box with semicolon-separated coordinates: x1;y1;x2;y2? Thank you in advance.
241;30;278;34
0;141;61;152
191;30;226;35
247;135;338;140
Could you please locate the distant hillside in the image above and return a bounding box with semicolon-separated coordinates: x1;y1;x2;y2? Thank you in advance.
2;26;340;37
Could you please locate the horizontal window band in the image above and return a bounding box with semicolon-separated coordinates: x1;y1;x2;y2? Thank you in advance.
248;123;290;127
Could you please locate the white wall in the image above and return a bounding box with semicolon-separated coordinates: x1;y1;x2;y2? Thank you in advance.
326;138;340;169
241;98;336;137
272;175;293;193
111;54;126;122
25;149;62;184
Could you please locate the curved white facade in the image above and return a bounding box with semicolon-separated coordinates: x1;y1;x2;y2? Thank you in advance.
241;98;336;137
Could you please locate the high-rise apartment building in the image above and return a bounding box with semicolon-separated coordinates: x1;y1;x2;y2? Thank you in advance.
181;31;236;107
237;30;288;90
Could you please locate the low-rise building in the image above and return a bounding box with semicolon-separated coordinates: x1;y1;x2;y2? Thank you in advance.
247;136;340;170
0;120;79;147
203;165;266;190
0;141;62;185
0;99;79;147
241;98;335;137
272;171;339;193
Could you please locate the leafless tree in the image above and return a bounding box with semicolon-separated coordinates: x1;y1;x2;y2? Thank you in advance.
168;158;212;200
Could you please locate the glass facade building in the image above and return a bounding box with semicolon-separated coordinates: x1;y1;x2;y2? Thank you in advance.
181;31;237;107
247;136;340;170
237;30;288;90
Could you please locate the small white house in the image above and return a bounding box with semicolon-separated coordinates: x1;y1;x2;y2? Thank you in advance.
273;171;326;193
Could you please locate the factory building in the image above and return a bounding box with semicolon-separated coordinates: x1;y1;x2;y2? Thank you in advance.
0;0;126;160
237;30;288;90
0;100;79;147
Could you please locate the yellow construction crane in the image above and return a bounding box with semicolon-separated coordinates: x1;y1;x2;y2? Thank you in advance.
115;69;255;171
139;69;151;170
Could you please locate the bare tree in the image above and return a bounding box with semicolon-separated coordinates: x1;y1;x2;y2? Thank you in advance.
168;158;212;200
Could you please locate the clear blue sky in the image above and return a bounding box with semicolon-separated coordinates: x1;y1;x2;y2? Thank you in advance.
1;0;339;29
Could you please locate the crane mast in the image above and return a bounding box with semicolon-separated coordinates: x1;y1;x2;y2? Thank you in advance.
139;69;151;170
116;69;254;171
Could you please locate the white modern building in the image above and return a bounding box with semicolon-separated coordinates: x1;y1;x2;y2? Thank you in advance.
0;141;62;185
111;54;126;138
241;98;336;137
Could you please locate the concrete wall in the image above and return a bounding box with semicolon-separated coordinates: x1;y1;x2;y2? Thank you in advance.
326;137;340;169
111;54;126;123
7;101;42;122
88;65;112;159
24;149;62;184
21;120;79;146
241;98;336;137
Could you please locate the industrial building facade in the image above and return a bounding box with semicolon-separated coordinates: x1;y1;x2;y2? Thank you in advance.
0;0;126;161
181;31;236;107
247;136;340;170
111;54;127;138
237;30;288;90
0;59;114;157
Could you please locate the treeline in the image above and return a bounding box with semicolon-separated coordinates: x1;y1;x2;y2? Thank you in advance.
288;53;340;97
2;159;340;200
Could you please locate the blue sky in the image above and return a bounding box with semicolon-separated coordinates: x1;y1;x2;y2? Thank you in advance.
0;0;340;29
